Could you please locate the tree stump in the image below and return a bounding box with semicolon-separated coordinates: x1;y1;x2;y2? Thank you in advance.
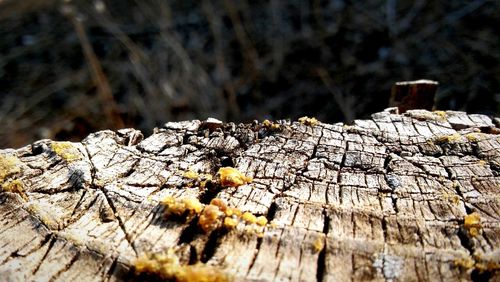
0;109;499;281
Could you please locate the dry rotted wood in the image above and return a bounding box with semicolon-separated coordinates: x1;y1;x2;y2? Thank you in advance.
0;109;499;281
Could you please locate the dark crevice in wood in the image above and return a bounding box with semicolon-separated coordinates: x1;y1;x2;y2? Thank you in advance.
338;185;343;206
220;155;234;167
99;199;116;223
321;209;330;235
453;184;474;215
443;165;454;180
468;203;496;219
471;268;494;282
100;190;138;256
310;130;323;160
30;186;77;195
490;161;500;176
120;159;140;179
405;159;429;175
68;190;89;217
8;232;52;263
30;142;47;156
49;251;80;282
182;132;192;145
188;244;198;265
266;201;278;222
339;142;348;169
82;143;97;186
290;202;301;225
0;213;30;238
384;153;396;168
247;236;263;276
68;168;87;191
142;206;167;235
391;195;399;214
316;210;329;282
198;181;219;205
457;226;474;256
381;217;388;243
178;218;200;245
44;156;64;171
104;189;143;205
105;257;119;280
200;228;227;263
213;147;239;163
470;141;480;158
123;182;160;189
32;234;56;275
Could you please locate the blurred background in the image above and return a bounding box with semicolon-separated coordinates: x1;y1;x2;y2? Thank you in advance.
1;0;499;148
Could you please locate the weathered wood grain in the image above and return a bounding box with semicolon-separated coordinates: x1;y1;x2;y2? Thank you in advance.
0;109;499;281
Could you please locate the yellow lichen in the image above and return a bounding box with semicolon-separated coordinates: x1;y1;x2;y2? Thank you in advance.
183;170;199;180
478;160;487;166
312;236;325;253
135;250;231;282
298;116;319;126
464;212;481;237
0;155;25;200
224;207;242;217
434;133;461;144
223;217;238;229
161;196;203;219
475;261;500;273
50;142;82;162
454;256;500;274
241;212;257;224
442;192;460;206
454;258;476;270
465;133;482;142
255;216;268;226
0;154;20;183
262;119;280;130
179;169;213;188
433;110;447;120
218;167;252;187
184;198;203;214
1;179;27;200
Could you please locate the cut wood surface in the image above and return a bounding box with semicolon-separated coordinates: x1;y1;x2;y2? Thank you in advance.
0;109;499;281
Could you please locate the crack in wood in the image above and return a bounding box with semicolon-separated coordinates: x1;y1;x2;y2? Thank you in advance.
48;251;80;282
32;234;56;275
200;228;227;263
99;189;138;256
316;209;329;282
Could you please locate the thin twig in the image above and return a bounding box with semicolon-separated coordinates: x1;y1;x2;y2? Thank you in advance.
64;6;124;129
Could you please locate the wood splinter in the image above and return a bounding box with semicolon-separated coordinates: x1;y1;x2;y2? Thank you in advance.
389;79;439;113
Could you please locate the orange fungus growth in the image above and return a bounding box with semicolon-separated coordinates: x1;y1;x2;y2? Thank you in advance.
218;167;252;187
199;204;223;232
464;212;481;237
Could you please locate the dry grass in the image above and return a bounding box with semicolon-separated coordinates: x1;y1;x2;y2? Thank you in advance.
0;0;499;148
